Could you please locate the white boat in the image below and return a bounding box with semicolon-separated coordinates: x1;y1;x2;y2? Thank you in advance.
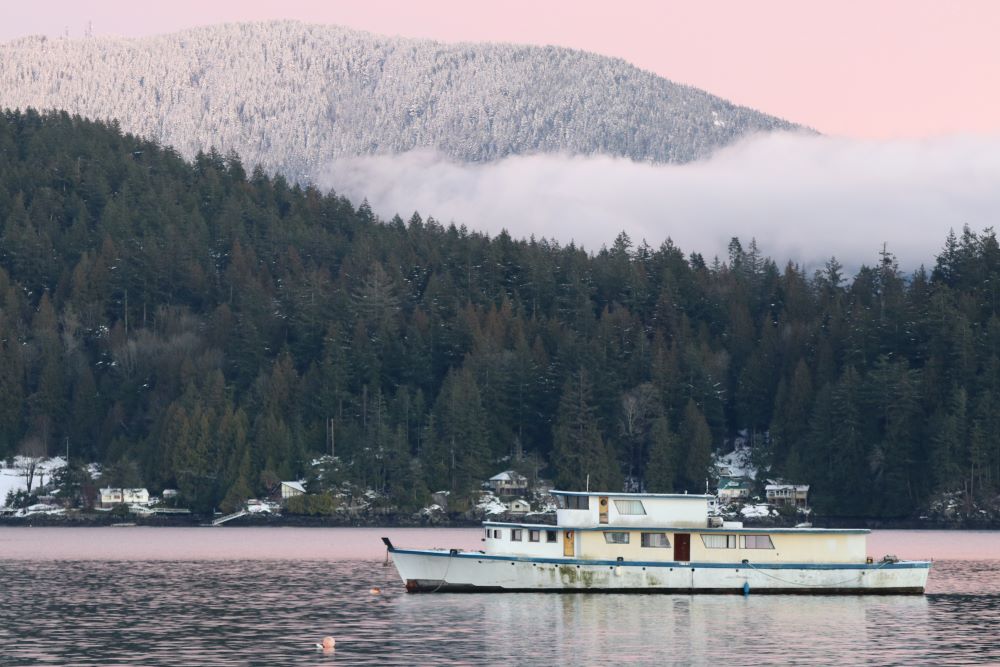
384;490;930;594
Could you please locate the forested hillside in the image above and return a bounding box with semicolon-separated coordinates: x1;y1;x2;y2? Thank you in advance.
1;110;998;517
0;22;798;182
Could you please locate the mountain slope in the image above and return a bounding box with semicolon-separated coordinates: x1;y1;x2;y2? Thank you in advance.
0;22;799;182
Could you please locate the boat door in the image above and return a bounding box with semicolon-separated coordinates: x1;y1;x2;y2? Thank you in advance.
674;533;691;562
563;530;575;557
599;496;609;524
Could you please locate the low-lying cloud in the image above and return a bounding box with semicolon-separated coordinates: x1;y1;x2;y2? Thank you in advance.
318;132;1000;271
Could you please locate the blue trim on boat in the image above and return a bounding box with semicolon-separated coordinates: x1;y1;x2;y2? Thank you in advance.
389;547;931;570
481;520;870;535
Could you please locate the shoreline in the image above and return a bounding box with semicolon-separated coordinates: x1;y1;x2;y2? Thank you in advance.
1;513;997;530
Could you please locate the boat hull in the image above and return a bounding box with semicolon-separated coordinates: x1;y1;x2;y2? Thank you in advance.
389;548;930;594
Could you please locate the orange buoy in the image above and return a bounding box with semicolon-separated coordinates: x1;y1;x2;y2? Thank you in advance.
370;587;381;595
321;636;336;649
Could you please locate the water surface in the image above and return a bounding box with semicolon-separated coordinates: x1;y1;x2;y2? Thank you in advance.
1;528;997;665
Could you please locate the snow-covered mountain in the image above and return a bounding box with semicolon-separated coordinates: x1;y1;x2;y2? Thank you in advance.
0;22;799;182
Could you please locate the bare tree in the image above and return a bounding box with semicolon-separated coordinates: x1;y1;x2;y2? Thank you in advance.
18;435;47;494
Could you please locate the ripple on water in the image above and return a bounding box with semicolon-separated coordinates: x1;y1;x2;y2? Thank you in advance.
0;530;998;666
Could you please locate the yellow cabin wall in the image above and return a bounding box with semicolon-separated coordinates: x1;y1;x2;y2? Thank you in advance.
579;530;867;563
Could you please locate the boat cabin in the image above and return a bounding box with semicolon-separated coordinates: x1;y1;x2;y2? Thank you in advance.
482;490;867;564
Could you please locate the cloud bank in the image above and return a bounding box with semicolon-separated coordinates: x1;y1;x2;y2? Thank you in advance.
318;132;1000;270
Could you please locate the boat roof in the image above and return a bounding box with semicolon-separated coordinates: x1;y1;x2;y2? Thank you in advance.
551;490;714;500
482;520;869;535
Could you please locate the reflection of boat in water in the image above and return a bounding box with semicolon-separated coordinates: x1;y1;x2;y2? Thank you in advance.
384;490;930;594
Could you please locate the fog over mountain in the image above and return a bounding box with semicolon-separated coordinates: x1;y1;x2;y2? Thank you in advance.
321;132;1000;269
0;21;797;182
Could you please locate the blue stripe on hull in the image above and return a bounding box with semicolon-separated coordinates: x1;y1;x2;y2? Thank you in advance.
389;547;931;571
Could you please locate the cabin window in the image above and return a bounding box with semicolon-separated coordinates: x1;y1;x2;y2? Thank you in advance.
529;529;540;542
603;531;630;544
614;499;646;515
702;534;737;549
485;528;491;539
740;535;775;549
493;529;502;539
546;530;558;543
640;532;670;548
561;495;590;510
511;529;523;541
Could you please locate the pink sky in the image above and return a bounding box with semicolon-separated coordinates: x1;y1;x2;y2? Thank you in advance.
3;1;998;139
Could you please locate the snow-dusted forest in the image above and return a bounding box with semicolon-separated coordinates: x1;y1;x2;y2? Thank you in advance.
0;22;797;182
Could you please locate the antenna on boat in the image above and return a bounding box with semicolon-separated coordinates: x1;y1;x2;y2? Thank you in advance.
586;474;590;492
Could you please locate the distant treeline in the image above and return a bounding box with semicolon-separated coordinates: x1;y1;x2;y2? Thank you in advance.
1;109;998;516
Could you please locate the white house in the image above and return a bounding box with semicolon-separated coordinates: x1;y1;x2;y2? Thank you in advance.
98;488;150;508
488;471;529;496
280;481;306;499
506;499;531;514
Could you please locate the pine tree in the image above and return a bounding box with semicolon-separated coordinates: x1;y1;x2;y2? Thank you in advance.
645;416;675;492
552;370;621;490
679;399;712;492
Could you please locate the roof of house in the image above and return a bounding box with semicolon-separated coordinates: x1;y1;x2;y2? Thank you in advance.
552;490;714;500
719;479;751;490
281;481;306;493
489;470;527;482
765;484;810;492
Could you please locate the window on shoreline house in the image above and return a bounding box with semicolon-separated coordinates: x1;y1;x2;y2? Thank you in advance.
529;529;540;542
740;535;775;549
614;499;646;515
546;530;558;543
561;495;590;510
511;529;523;542
603;531;630;545
640;532;670;548
702;534;737;549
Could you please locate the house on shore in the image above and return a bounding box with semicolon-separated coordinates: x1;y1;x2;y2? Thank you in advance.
717;479;752;503
280;481;306;500
766;483;810;508
98;488;150;508
487;471;529;497
506;499;531;514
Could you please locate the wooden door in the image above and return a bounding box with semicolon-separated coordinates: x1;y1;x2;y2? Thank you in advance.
674;533;690;562
599;496;609;524
563;530;575;557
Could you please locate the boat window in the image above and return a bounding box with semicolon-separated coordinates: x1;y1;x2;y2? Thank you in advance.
546;530;557;543
529;529;540;542
702;534;737;549
740;535;775;549
485;528;491;539
511;529;523;542
493;529;502;539
561;495;590;510
603;531;630;544
614;499;646;515
640;532;670;548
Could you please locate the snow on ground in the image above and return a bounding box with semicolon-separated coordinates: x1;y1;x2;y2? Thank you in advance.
475;492;508;516
715;447;758;480
1;457;68;508
740;504;776;519
420;503;445;517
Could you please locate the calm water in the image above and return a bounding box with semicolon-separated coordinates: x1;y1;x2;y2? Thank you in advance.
1;528;998;666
